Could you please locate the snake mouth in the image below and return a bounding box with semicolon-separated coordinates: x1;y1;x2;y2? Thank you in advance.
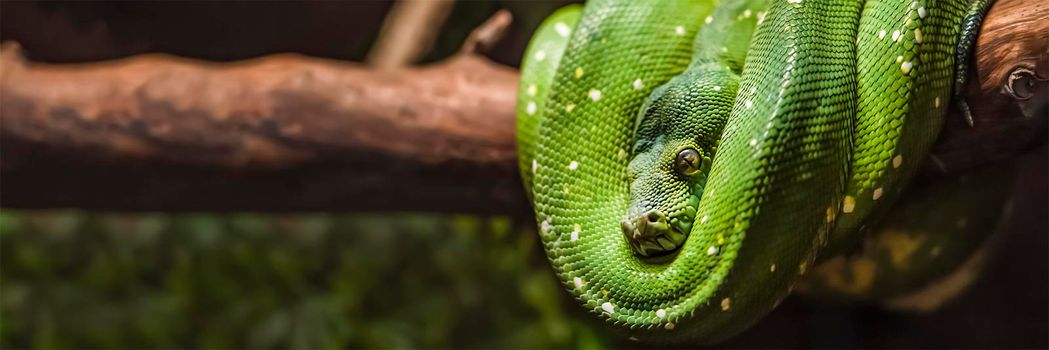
621;209;691;257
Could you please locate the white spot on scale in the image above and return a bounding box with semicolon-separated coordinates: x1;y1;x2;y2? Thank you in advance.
554;22;571;38
665;322;675;330
571;224;581;241
896;55;904;63
749;138;758;146
527;84;537;96
770;264;777;272
918;7;927;19
675;26;685;36
656;309;667;318
713;85;722;92
901;61;913;74
568;161;579;171
526;101;537;115
704;16;713;24
934;97;941;108
872;187;883;200
892;30;901;42
914;28;923;43
743;9;752;18
534;50;546;62
745;100;754;109
878;29;887;39
842;196;856;213
721;297;731;311
573;277;584;289
707;246;718;256
531;159;537;173
601;302;615;314
633;78;644;90
893;154;903;168
701;215;709;224
540;220;552;235
588;89;602;101
787;0;802;4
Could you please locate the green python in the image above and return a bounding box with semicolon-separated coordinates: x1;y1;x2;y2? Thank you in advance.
516;0;993;343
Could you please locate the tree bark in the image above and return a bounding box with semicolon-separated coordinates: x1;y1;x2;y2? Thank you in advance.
1;0;1045;213
0;48;525;214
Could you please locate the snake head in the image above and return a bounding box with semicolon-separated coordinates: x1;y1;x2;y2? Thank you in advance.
622;142;708;257
621;67;735;257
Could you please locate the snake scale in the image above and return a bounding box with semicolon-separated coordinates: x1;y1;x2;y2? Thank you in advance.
516;0;995;343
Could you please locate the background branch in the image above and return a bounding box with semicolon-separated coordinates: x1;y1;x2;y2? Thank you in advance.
366;0;455;68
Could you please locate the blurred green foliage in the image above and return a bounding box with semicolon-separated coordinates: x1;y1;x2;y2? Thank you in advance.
0;211;609;349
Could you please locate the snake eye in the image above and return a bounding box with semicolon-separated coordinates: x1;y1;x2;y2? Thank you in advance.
675;148;701;177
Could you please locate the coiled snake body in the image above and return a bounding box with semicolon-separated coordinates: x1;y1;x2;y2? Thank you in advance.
517;0;994;342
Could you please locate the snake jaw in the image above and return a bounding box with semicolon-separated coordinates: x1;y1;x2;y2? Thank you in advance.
621;209;689;257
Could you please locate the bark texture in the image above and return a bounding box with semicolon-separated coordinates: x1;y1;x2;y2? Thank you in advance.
1;0;1044;213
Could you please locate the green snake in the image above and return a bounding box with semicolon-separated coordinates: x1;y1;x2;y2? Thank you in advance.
516;0;994;343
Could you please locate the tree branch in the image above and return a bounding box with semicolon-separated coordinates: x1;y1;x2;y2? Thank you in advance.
366;0;455;68
1;1;1045;213
0;45;525;214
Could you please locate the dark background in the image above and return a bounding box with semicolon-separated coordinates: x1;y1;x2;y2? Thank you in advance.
1;1;1046;348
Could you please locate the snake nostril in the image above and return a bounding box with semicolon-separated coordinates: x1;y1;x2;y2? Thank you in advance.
646;210;664;223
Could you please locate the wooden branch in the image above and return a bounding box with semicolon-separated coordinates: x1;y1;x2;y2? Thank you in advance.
1;0;1044;213
927;0;1049;175
366;0;455;68
0;43;525;214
